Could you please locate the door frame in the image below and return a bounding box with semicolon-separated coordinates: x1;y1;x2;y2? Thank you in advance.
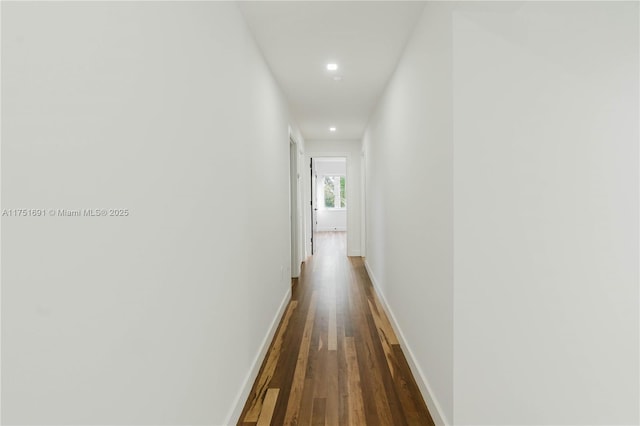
304;152;352;257
289;133;303;278
310;158;316;255
360;149;366;257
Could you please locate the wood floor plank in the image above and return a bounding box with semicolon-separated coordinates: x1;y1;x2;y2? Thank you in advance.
256;388;279;426
311;398;326;426
326;350;339;426
391;345;436;426
312;289;328;400
369;292;398;345
237;232;434;426
283;292;318;425
357;264;408;425
344;337;366;426
367;298;397;378
349;263;397;425
328;303;337;351
268;271;315;425
337;279;350;426
298;377;315;426
241;301;298;422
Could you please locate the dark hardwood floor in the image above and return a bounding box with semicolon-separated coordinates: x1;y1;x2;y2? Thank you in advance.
238;232;434;426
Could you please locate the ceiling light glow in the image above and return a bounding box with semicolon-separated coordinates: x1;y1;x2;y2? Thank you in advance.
329;127;337;132
326;63;338;71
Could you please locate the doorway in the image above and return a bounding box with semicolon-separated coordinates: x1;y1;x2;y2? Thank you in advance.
289;137;301;280
310;157;347;255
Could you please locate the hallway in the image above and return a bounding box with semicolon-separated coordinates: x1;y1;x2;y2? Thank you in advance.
238;232;434;426
2;2;637;425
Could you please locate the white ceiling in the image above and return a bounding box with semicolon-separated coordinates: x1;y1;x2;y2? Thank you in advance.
239;1;425;141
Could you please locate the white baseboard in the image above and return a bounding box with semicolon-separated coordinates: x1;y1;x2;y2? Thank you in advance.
347;250;361;257
224;287;292;426
363;260;450;426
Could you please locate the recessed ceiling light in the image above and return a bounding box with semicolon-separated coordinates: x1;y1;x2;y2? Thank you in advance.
329;127;337;132
326;63;338;71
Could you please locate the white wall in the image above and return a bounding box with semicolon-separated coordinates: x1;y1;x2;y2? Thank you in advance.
2;3;299;425
363;2;638;425
452;3;638;424
362;3;454;423
315;159;346;176
305;140;362;256
316;210;347;232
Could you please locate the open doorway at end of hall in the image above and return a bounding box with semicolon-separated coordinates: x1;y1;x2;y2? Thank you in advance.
310;157;347;256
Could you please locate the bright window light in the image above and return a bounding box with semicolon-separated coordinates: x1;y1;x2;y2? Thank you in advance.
319;175;346;209
326;63;338;71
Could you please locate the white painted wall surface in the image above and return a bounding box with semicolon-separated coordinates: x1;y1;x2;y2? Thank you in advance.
2;3;298;425
363;2;638;425
316;210;347;232
452;3;638;424
315;159;346;176
305;140;362;257
362;3;454;423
